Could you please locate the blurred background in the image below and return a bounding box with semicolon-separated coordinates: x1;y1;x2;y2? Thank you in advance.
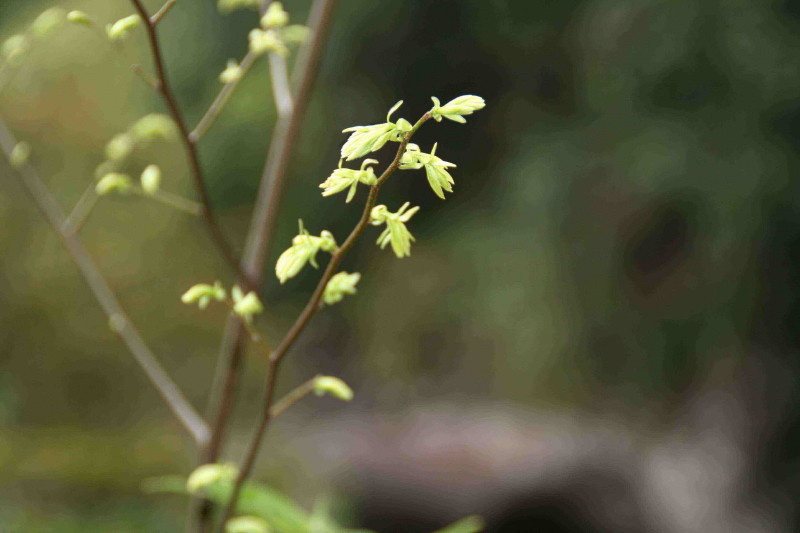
2;0;800;531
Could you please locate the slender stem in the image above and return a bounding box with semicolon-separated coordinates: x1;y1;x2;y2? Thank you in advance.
215;114;430;531
241;0;339;280
152;0;182;25
203;0;337;466
221;299;273;356
63;182;99;234
195;5;339;529
203;0;338;466
0;117;210;446
190;51;259;143
128;0;253;289
267;52;293;119
269;376;319;417
145;188;203;216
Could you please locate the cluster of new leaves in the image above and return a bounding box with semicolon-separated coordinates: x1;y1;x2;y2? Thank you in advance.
275;220;338;284
3;4;486;531
182;281;264;324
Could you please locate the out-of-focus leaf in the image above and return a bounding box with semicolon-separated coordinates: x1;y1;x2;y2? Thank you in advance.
431;516;485;533
141;475;311;533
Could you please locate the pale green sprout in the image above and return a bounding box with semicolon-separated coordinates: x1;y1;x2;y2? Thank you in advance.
249;29;287;57
370;202;420;258
313;376;354;402
105;133;135;161
319;158;378;203
275;221;337;284
429;95;486;124
140;165;161;195
400;143;456;199
96;173;132;195
67;11;94;27
217;0;260;14
226;516;271;533
9;141;31;168
181;281;227;310
32;8;66;37
106;14;141;42
231;286;264;323
186;463;238;495
132;114;179;143
2;35;28;64
220;59;244;84
323;272;361;305
340;101;412;161
261;2;289;29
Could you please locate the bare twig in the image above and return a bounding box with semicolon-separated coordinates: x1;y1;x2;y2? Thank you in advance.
215;114;431;531
191;4;339;529
0;117;210;446
203;0;339;467
241;0;338;278
152;0;182;25
190;51;259;143
128;0;252;289
62;182;99;234
269;375;319;417
267;52;293;119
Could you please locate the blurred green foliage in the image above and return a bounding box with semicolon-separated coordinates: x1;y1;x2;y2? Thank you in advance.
3;0;800;530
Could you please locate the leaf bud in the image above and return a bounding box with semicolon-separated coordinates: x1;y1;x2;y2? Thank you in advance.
106;14;141;42
261;2;289;29
313;375;354;401
9;141;31;168
96;173;132;195
140;165;161;195
67;11;94;26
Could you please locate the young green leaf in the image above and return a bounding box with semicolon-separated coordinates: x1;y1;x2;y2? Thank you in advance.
370;202;420;258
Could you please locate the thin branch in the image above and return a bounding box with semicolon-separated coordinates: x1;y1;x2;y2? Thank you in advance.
190;51;259;143
0;117;210;446
194;5;339;529
140;188;203;216
203;0;339;466
241;0;338;280
267;52;293;119
62;181;99;234
269;375;319;418
152;0;182;25
128;0;253;289
216;114;431;531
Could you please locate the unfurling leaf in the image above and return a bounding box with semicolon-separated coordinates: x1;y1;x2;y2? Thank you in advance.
370;202;420;258
429;95;486;123
313;376;354;401
323;272;361;305
275;221;337;284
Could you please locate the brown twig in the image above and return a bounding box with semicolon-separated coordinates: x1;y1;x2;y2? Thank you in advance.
189;51;259;143
129;0;252;289
0;117;210;446
151;0;182;25
190;4;339;530
215;114;430;531
202;0;338;473
269;375;320;417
